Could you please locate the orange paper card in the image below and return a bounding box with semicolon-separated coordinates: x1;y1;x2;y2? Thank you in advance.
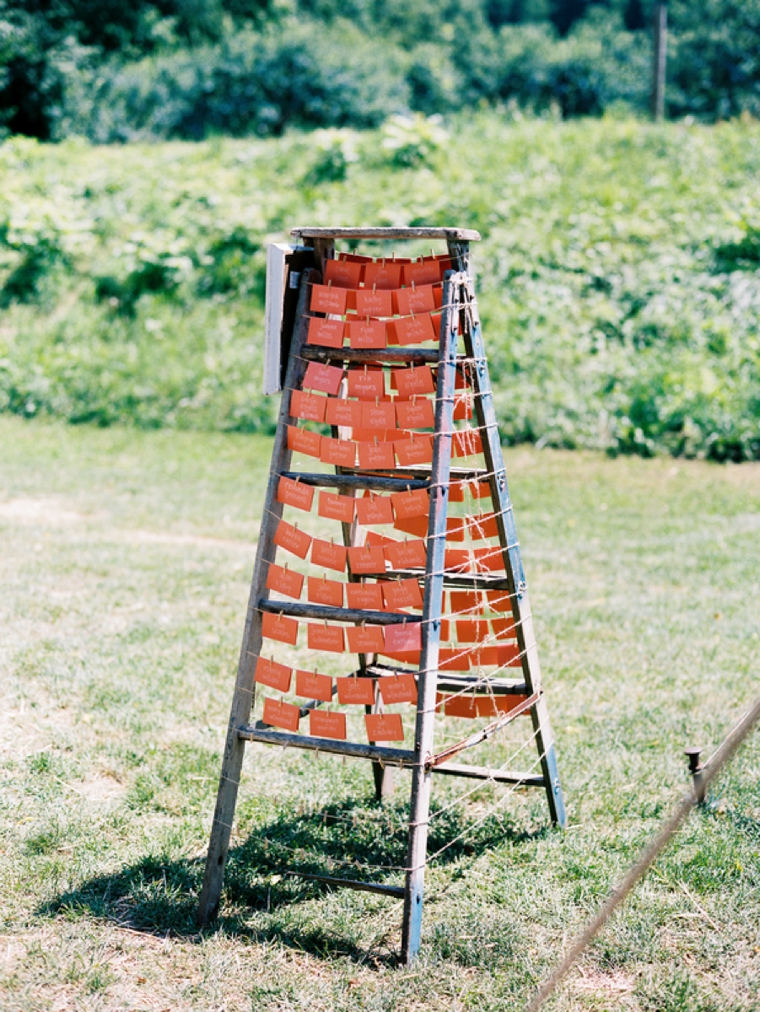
355;288;393;317
262;611;299;646
266;563;304;600
356;494;394;526
405;258;449;286
487;590;512;612
497;643;522;667
308;709;347;739
384;539;427;569
443;694;478;718
439;648;470;671
255;657;292;692
262;697;300;732
290;389;326;423
365;713;404;741
395;313;437;347
395;284;436;316
395;398;435;430
382;578;423;610
448;482;465;503
277;475;315;512
295;669;333;702
318;490;355;524
346;624;385;653
392;365;435;397
273;520;312;560
384;622;422;653
336;676;375;705
378;674;417;704
320;436;356;468
323;259;362;289
467;513;499;539
348;318;386;349
287;425;322;459
357;440;396;470
394;515;428;537
307;317;345;348
310;283;348;315
491;616;516;640
391;487;429;520
395;435;433;466
474;546;505;572
325;397;363;428
345;582;384;610
456;619;489;643
361;400;396;429
469;646;498;667
363;261;402;290
450;590;481;614
347;367;385;400
307;576;344;608
444;548;470;572
453;393;472;421
303;361;344;395
453;430;483;457
474;695;525;718
347;544;386;575
307;623;345;653
446;517;465;542
310;538;347;572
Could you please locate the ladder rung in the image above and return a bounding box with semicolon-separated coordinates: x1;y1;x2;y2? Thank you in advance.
283;870;404;898
280;471;428;492
259;599;417;625
432;762;544;786
301;346;440;365
373;466;494;482
374;569;511;591
238;724;416;765
367;664;528;695
292;226;480;241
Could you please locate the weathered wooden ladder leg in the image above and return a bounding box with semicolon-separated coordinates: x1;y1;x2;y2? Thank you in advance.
400;270;461;963
196;268;317;926
450;240;567;828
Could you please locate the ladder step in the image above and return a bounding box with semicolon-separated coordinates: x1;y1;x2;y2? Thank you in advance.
374;569;511;591
292;226;480;241
280;471;428;492
367;664;528;695
371;466;494;482
259;599;417;625
431;762;544;786
239;724;415;765
301;346;440;365
283;870;404;898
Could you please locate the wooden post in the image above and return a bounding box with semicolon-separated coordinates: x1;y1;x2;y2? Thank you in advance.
651;1;667;122
400;270;461;964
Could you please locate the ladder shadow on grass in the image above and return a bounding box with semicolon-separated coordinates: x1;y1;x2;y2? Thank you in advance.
43;796;547;964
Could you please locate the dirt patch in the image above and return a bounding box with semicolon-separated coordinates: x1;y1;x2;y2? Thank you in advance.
0;498;90;525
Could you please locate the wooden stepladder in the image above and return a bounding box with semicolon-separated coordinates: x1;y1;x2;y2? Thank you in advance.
197;226;566;963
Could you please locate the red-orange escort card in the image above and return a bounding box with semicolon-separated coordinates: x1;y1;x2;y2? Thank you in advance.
307;317;345;348
307;576;344;608
384;539;427;569
443;694;478;718
456;619;490;643
491;616;516;639
262;697;300;732
307;623;345;653
450;590;481;614
287;425;322;459
295;669;333;702
439;648;470;672
310;283;347;315
453;393;473;421
395;434;433;466
290;389;326;423
365;530;399;548
255;657;292;692
395;397;435;430
440;618;451;640
452;430;484;457
448;482;465;503
355;288;393;317
336;676;375;705
262;611;299;646
469;646;498;666
497;643;521;667
469;481;492;499
355;494;394;526
339;252;373;264
467;513;499;539
395;284;436;316
378;674;417;704
357;440;396;470
446;517;465;542
347;318;387;350
384;622;422;653
303;361;344;395
347;543;386;575
266;563;304;600
361;399;396;429
390;487;429;519
365;712;404;741
393;515;428;538
444;548;470;572
363;261;403;290
474;696;509;718
317;490;356;524
474;546;505;572
395;313;437;347
309;709;347;740
405;258;449;286
273;520;312;559
320;436;356;468
487;590;512;612
277;475;315;512
324;258;362;289
346;624;385;653
392;365;435;397
382;578;423;610
310;538;347;572
347;367;385;400
325;397;363;428
345;582;384;610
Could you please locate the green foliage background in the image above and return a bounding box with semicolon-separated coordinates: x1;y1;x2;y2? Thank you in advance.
1;114;759;460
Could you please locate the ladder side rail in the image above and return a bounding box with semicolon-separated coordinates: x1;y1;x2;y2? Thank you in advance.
197;265;318;925
400;271;461;964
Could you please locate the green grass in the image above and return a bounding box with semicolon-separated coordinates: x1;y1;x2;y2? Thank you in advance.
1;416;759;1010
1;114;760;458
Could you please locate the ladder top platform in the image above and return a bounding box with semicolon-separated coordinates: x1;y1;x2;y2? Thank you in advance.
291;226;481;242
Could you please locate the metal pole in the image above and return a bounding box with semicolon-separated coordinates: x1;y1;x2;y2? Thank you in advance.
651;1;667;121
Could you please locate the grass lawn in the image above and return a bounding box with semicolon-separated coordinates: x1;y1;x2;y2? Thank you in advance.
0;415;758;1011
